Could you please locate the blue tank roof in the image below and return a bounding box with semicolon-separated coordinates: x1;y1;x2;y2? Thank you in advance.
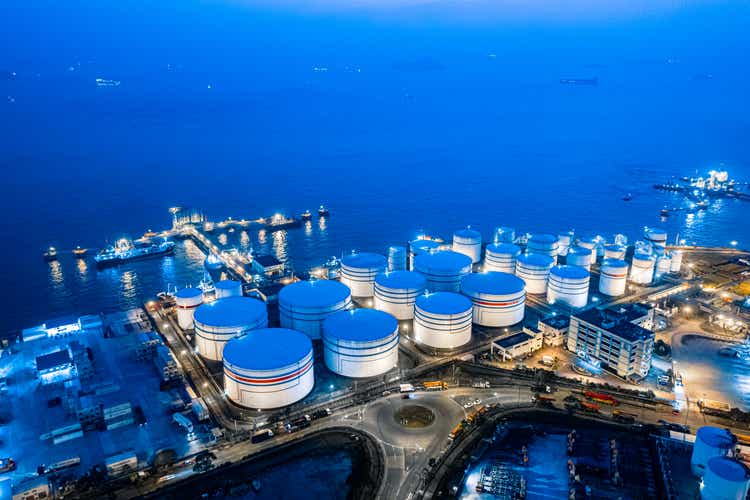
410;239;441;252
697;426;737;448
341;252;387;269
550;265;590;280
194;297;267;328
646;227;667;236
375;271;427;290
416;292;472;314
486;243;521;255
634;252;655;261
568;246;593;256
528;233;557;244
279;279;351;308
454;228;481;239
215;280;241;290
707;456;750;482
175;287;203;299
414;250;472;271
601;258;628;268
223;328;312;370
461;272;525;295
323;309;398;342
517;253;554;267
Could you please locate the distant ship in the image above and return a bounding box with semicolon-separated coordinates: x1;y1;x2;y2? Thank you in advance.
95;238;175;267
73;246;88;258
318;205;330;217
559;77;598;86
301;210;313;221
95;78;120;87
43;246;58;262
204;254;224;272
622;193;633;201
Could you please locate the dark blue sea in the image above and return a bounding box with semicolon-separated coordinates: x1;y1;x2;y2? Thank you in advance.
1;0;749;334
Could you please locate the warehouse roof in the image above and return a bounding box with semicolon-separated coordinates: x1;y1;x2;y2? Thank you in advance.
36;349;72;371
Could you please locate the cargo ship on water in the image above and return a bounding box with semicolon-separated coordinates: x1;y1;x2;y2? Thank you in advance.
94;237;175;267
559;77;598;86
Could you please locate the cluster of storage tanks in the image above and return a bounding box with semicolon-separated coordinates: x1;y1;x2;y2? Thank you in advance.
690;426;750;500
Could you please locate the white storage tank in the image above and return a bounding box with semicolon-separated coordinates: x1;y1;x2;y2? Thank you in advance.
279;279;352;340
414;250;473;293
484;243;521;274
547;265;590;308
603;244;626;260
414;292;473;350
557;230;575;256
175;287;203;330
387;245;407;272
644;227;668;249
340;252;387;297
493;226;516;244
566;246;593;271
323;309;399;378
576;236;599;264
373;271;427;320
671;250;684;273
655;255;672;276
408;239;441;270
630;252;656;285
691;427;737;476
515;253;555;295
223;328;313;409
194;297;268;361
526;233;560;262
215;280;243;299
452;228;482;264
460;272;525;327
701;457;750;500
599;259;629;297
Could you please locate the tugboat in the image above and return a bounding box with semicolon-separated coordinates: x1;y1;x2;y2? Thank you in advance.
318;205;330;217
94;237;175;267
622;193;632;201
73;246;88;258
204;254;224;272
301;210;313;221
43;246;58;261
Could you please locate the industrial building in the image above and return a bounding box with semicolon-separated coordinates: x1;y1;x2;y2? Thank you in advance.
251;254;285;277
279;279;352;339
373;270;426;320
537;315;570;347
223;328;314;409
322;309;399;378
490;327;543;361
193;297;268;361
567;304;655;380
340;252;387;297
413;292;473;351
35;348;75;385
459;272;526;327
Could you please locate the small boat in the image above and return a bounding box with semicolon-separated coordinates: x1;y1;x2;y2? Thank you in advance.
143;229;158;238
696;200;709;209
301;210;312;221
318;205;330;217
204;254;224;272
73;246;88;258
43;246;58;261
622;193;632;201
251;479;262;492
660;208;670;217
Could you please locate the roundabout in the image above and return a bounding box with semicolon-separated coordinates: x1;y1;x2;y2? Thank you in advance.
394;405;435;428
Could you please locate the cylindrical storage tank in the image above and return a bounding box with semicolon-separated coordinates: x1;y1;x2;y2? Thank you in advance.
194;297;268;361
408;239;441;270
387;245;407;272
656;255;672;276
701;457;750;500
323;309;399;378
577;236;599;264
414;251;473;293
644;227;668;249
484;243;521;274
175;288;204;330
603;244;626;260
634;240;653;255
215;279;243;299
223;328;313;409
414;292;472;350
599;259;629;297
671;250;684;273
279;279;352;340
547;265;590;308
566;246;593;271
515;254;555;295
493;226;516;244
557;231;574;256
613;233;628;246
340;252;387;298
452;228;482;264
691;427;737;476
460;272;525;327
526;233;560;262
629;252;656;285
373;271;427;320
